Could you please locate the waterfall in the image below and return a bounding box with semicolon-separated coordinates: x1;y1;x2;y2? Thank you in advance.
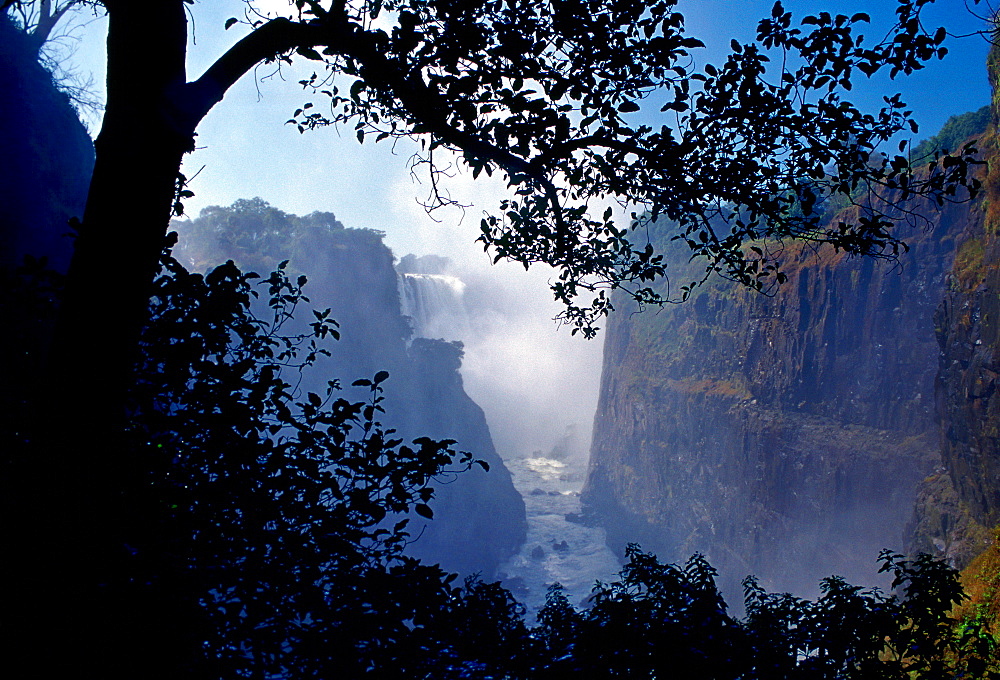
396;253;618;611
398;272;472;341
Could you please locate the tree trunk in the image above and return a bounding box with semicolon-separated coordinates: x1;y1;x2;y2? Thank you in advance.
7;4;347;674
54;0;191;407
13;2;205;677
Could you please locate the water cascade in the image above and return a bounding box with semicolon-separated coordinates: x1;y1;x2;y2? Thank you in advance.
398;272;471;341
397;254;620;614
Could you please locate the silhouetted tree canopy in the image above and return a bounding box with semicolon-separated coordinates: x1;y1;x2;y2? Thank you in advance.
4;0;983;429
3;1;103;114
4;224;996;678
122;248;495;676
5;0;84;54
523;545;999;680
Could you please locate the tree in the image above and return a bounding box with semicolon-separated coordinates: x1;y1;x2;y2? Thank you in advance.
0;0;988;675
4;1;102;113
5;244;500;677
527;545;994;680
5;0;84;54
14;0;987;401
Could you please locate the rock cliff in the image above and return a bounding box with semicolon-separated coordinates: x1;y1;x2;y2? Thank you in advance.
583;126;990;597
173;200;527;577
0;14;95;462
909;49;1000;567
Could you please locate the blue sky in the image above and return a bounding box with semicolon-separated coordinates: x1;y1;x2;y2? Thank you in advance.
63;0;994;258
56;0;996;458
680;1;992;137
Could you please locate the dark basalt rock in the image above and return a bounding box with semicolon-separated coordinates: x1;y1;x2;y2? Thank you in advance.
583;188;977;598
908;46;1000;568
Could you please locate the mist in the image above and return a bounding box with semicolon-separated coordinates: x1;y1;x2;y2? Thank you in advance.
398;249;603;463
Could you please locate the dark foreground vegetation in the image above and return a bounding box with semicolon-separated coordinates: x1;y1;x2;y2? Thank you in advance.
6;249;997;678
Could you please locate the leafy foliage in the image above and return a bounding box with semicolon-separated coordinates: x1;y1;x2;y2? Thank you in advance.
950;528;1000;678
544;548;743;678
526;545;994;680
7;247;991;677
8;1;998;675
281;0;984;335
126;247;492;677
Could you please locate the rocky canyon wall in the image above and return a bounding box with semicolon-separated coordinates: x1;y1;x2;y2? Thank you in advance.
583;140;990;597
909;50;1000;567
173;201;527;578
0;13;94;274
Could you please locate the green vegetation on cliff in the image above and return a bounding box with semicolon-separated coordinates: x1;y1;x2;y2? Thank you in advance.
912;106;992;161
173;197;386;275
954;528;1000;675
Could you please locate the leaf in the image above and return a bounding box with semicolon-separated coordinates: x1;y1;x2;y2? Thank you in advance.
225;17;238;30
373;370;390;385
415;504;434;519
296;46;322;61
618;100;641;113
350;79;365;101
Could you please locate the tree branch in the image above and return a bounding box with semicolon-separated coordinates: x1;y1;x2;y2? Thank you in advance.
28;1;73;48
184;17;338;128
183;8;613;241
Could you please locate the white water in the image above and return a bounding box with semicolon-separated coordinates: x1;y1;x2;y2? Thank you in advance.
496;456;621;618
398;272;471;341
